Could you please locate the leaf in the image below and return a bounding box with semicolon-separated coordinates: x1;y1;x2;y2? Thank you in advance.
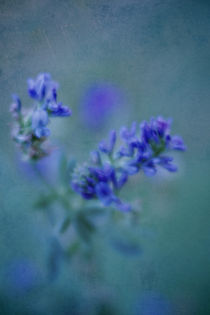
111;239;142;256
60;216;71;234
33;193;56;210
59;154;76;185
66;240;80;257
76;213;96;242
81;207;106;218
59;154;68;185
47;238;64;281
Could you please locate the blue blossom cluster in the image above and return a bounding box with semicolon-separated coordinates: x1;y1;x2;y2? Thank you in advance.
11;73;71;160
71;117;185;211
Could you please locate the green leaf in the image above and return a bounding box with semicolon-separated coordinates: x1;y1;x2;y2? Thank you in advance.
81;207;106;218
59;154;76;185
48;238;63;281
76;213;96;242
66;240;80;257
111;239;141;256
60;216;71;233
33;193;56;210
59;154;69;185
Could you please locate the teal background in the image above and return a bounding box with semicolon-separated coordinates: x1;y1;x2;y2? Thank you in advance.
0;0;210;314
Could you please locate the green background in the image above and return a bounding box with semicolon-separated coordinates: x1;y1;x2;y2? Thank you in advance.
0;0;210;314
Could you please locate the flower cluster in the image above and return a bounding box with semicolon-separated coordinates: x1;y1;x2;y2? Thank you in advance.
71;117;186;211
10;73;71;160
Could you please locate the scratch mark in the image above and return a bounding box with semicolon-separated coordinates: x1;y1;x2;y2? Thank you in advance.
41;29;57;63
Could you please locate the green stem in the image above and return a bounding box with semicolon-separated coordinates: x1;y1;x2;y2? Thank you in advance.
32;161;72;213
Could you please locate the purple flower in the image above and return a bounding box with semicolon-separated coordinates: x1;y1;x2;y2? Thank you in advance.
44;86;72;117
95;181;130;211
11;73;72;160
31;108;50;138
117;123;144;158
152;116;171;137
5;259;40;293
140;116;171;145
27;73;55;101
114;199;131;212
71;153;130;211
121;117;186;177
99;130;117;155
153;156;177;172
81;83;123;129
90;150;102;165
71;116;185;211
71;164;96;200
95;182;115;206
47;102;72;117
170;135;186;151
10;95;21;118
142;160;157;176
111;168;128;189
111;239;141;255
28;73;71;117
135;292;173;315
120;122;137;142
71;162;128;211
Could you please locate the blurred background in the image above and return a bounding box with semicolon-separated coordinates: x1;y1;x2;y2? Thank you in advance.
1;0;210;314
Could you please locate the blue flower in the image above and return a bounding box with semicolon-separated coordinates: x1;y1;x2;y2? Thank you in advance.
90;150;102;165
135;292;173;315
95;182;115;206
10;95;21;117
111;168;128;189
99;130;117;155
140;116;171;145
5;259;40;293
71;162;127;211
153;156;177;172
47;102;72;117
114;199;131;212
11;73;72;160
120;122;137;142
28;73;55;101
117;123;144;158
169;135;186;151
71;164;96;200
28;73;71;117
71;116;185;211
43;86;72;117
81;83;123;129
71;150;130;211
31;108;50;138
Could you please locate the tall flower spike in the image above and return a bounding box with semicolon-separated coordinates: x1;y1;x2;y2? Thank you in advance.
71;117;186;211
